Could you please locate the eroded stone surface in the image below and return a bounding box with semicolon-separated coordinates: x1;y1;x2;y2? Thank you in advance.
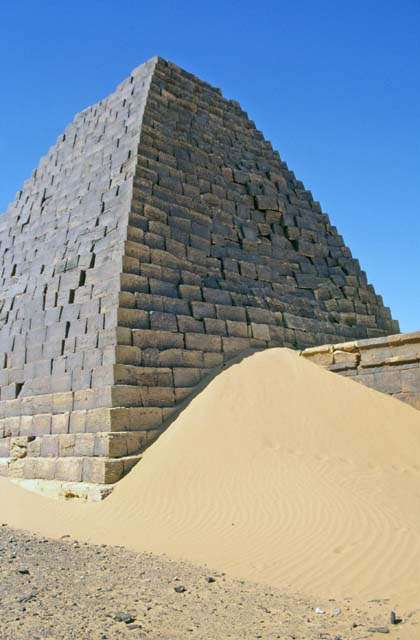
301;332;420;409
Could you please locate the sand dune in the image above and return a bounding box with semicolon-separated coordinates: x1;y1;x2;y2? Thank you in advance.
2;348;420;610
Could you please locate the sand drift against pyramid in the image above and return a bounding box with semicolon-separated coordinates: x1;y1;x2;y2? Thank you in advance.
0;56;398;495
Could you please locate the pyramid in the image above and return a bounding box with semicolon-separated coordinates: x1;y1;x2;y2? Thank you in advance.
0;56;398;493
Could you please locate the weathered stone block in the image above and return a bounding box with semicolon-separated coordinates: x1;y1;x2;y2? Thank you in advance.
185;333;222;352
133;329;183;350
173;368;202;387
55;457;83;482
150;311;177;332
69;411;86;434
301;345;333;366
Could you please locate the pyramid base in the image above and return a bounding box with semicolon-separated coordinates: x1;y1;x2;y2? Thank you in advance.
8;477;115;502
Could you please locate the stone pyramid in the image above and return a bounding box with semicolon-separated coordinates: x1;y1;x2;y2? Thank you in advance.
0;56;398;495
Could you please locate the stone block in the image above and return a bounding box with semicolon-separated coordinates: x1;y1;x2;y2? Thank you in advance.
401;367;420;393
202;288;232;305
55;457;83;482
141;386;175;407
52;392;74;414
10;436;30;459
179;284;202;301
191;302;216;320
58;434;76;457
109;407;163;431
33;458;57;480
32;414;51;437
177;315;204;333
222;337;251;355
394;392;420;411
2;416;20;437
251;323;270;341
74;434;95;457
185;333;222;352
0;438;10;457
51;412;70;434
111;385;143;408
334;351;359;367
301;345;333;366
84;408;112;433
132;329;183;350
159;349;204;368
203;352;224;368
69;411;86;434
150;311;177;332
255;195;279;211
173;368;202;387
40;436;59;457
73;387;112;410
8;458;26;478
226;320;250;338
204;318;227;336
215;304;247;322
117;308;149;329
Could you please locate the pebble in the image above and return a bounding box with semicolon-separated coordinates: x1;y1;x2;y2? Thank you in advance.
315;607;325;614
367;627;390;634
206;576;216;583
17;568;30;575
18;588;37;603
390;610;397;624
174;585;187;593
114;612;136;624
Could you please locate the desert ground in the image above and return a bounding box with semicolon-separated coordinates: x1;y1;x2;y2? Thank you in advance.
2;349;420;638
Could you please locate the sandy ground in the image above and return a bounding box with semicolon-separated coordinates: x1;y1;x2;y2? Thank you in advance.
2;349;420;637
0;526;416;640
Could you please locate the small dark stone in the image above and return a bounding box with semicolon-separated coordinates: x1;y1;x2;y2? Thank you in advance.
390;611;397;624
17;568;30;575
127;624;142;630
19;589;37;603
206;576;216;583
367;627;390;634
174;585;187;593
114;612;136;624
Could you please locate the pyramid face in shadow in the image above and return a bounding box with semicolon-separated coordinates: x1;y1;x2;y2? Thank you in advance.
0;57;398;488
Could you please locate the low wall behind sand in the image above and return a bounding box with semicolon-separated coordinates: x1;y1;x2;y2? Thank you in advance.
301;331;420;410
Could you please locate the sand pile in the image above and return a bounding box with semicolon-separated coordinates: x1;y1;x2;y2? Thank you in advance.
2;348;420;609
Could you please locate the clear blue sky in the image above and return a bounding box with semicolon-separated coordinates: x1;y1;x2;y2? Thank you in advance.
1;1;419;331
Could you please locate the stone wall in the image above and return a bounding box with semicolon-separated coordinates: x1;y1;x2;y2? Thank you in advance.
301;332;420;410
0;56;399;491
0;58;157;485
